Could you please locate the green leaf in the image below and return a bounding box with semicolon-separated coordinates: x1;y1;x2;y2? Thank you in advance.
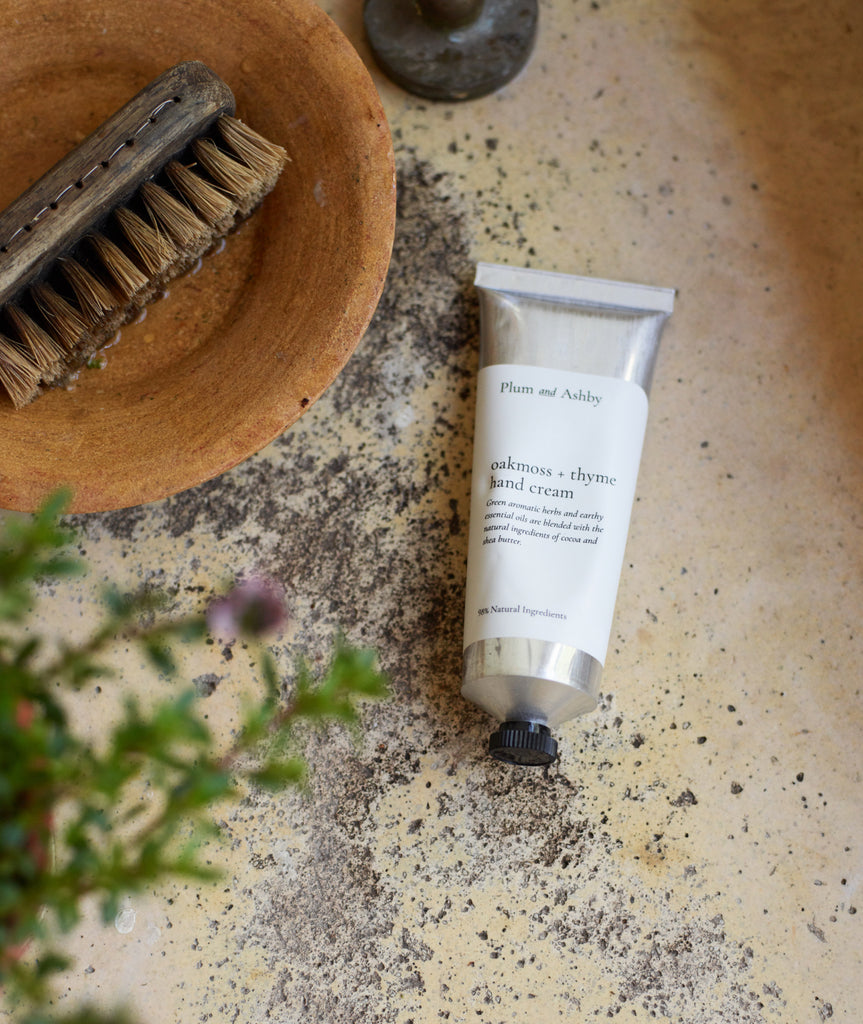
327;641;389;699
143;638;176;676
259;649;281;706
34;487;72;526
40;554;84;579
101;586;135;618
173;615;208;643
249;758;306;790
13;636;42;666
54;898;82;933
170;768;235;810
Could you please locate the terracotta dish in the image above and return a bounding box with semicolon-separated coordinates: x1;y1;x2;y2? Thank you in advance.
0;0;395;513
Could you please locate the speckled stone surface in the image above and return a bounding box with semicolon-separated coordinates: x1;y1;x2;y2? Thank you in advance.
4;0;862;1021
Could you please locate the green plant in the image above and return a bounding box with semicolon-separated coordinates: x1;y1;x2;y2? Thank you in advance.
0;492;388;1024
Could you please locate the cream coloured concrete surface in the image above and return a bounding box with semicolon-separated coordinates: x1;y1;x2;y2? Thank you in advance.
3;0;862;1021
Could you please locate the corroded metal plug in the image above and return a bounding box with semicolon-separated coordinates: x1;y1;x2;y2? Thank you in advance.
363;0;538;101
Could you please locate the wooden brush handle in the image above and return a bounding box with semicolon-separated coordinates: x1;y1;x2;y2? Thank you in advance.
0;61;235;307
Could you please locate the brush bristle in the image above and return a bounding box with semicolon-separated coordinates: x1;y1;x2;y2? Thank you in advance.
59;257;120;325
32;283;89;354
165;160;238;233
217;115;288;185
139;181;213;250
4;303;67;372
192;138;263;212
0;334;42;408
115;207;180;278
88;233;151;303
0;110;287;409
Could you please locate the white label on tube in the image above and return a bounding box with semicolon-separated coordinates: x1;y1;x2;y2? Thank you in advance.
463;363;648;665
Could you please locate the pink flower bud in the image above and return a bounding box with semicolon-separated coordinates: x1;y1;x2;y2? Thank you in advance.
207;577;287;640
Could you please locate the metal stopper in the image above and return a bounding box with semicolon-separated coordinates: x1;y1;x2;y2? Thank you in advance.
363;0;539;102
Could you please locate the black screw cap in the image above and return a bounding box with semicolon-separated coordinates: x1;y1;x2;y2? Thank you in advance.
489;721;557;766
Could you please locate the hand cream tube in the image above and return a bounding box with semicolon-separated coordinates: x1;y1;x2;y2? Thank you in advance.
462;262;675;766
